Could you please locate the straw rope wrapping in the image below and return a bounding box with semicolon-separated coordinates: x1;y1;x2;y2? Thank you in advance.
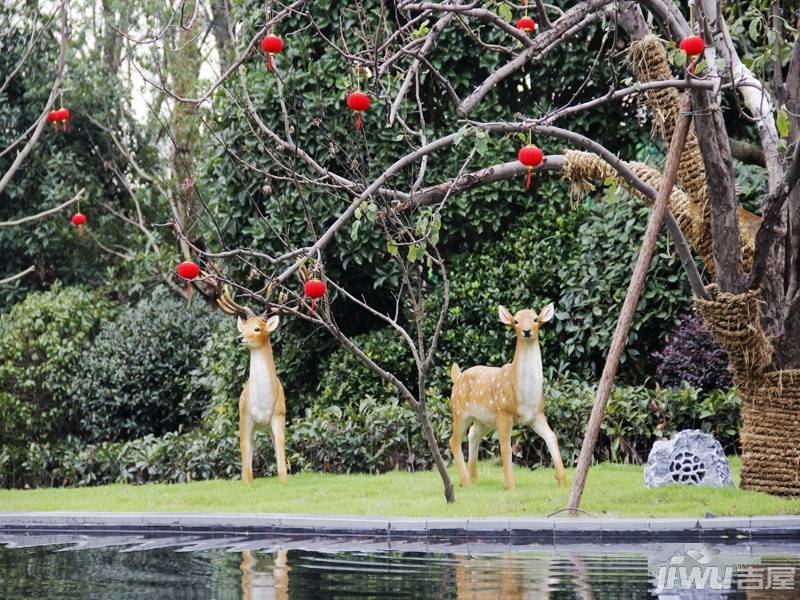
737;370;800;496
564;150;795;495
561;150;747;266
694;285;800;496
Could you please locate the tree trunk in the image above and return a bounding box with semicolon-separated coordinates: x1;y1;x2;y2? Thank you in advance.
416;401;455;503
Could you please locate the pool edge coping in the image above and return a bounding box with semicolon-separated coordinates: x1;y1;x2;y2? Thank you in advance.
1;513;798;543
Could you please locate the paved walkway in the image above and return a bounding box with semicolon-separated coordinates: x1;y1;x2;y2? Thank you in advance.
1;513;798;542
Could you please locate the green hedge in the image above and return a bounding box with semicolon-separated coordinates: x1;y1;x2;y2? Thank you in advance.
71;291;220;442
0;284;117;487
5;377;739;488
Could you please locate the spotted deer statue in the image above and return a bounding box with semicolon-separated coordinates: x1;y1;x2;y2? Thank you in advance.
218;287;287;483
449;304;566;490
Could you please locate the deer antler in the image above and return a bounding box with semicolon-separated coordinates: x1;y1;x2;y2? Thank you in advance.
217;285;256;318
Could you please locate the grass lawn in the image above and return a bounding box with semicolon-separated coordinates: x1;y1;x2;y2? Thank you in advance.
1;458;798;518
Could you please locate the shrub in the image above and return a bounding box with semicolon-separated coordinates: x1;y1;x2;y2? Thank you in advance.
72;291;219;442
653;312;732;393
0;283;117;487
6;377;740;488
554;189;690;378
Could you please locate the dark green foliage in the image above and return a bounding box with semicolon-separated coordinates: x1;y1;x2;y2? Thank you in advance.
197;0;645;300
0;284;117;487
0;3;167;308
554;190;691;376
71;291;219;442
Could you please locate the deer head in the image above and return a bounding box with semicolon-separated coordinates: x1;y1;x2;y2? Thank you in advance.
217;286;279;349
498;303;554;342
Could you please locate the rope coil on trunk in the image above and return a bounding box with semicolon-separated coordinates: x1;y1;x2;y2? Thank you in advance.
562;150;709;261
738;370;800;496
627;35;709;211
694;284;773;379
693;285;800;496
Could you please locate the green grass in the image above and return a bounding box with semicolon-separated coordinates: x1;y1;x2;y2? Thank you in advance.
2;458;798;518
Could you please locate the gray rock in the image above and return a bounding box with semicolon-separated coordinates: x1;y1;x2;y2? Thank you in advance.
645;429;733;488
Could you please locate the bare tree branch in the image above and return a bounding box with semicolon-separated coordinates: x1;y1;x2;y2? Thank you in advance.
0;1;68;197
0;188;85;228
0;265;35;286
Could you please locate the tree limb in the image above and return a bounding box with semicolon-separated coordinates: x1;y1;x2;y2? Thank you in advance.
0;188;85;227
0;1;68;197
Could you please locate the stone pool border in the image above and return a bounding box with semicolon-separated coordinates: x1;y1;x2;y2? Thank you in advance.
0;513;798;543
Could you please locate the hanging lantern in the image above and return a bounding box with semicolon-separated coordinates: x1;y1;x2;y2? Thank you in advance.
304;278;326;315
48;107;71;133
679;35;705;57
47;110;61;130
58;108;71;132
304;278;326;298
517;144;544;190
176;260;200;281
260;34;284;71
516;16;536;33
346;91;371;130
71;212;86;237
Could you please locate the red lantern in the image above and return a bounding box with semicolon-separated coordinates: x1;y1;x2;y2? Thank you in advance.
260;34;284;71
516;17;536;33
71;212;86;237
48;107;71;133
304;278;326;315
304;278;326;298
346;91;371;130
679;35;704;57
517;144;544;190
176;260;200;280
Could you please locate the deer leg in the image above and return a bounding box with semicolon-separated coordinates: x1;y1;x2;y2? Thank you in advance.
271;413;288;482
496;413;515;491
449;415;471;486
533;412;566;486
240;411;254;484
467;422;488;482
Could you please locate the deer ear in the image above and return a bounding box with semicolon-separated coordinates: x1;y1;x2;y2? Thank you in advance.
265;315;280;333
539;303;555;323
498;305;514;325
236;316;246;333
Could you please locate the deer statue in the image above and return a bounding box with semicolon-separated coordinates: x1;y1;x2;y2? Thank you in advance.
449;303;566;490
217;287;287;483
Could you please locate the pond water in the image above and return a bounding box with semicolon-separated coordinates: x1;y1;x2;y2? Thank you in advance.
1;531;799;599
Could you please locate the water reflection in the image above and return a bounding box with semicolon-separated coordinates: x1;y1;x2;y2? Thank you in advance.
1;532;799;599
240;550;289;600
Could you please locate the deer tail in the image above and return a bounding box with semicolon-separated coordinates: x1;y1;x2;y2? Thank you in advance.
450;362;462;382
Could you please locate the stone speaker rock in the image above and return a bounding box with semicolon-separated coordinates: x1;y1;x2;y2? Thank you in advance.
645;429;733;488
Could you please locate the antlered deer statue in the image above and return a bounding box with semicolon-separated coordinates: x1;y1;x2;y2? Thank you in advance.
449;304;566;490
218;287;288;483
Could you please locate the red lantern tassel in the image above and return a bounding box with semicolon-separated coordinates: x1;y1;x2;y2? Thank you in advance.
310;299;317;316
525;169;532;190
267;55;274;71
355;112;362;130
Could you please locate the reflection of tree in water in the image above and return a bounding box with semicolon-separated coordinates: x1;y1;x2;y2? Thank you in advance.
240;550;289;600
